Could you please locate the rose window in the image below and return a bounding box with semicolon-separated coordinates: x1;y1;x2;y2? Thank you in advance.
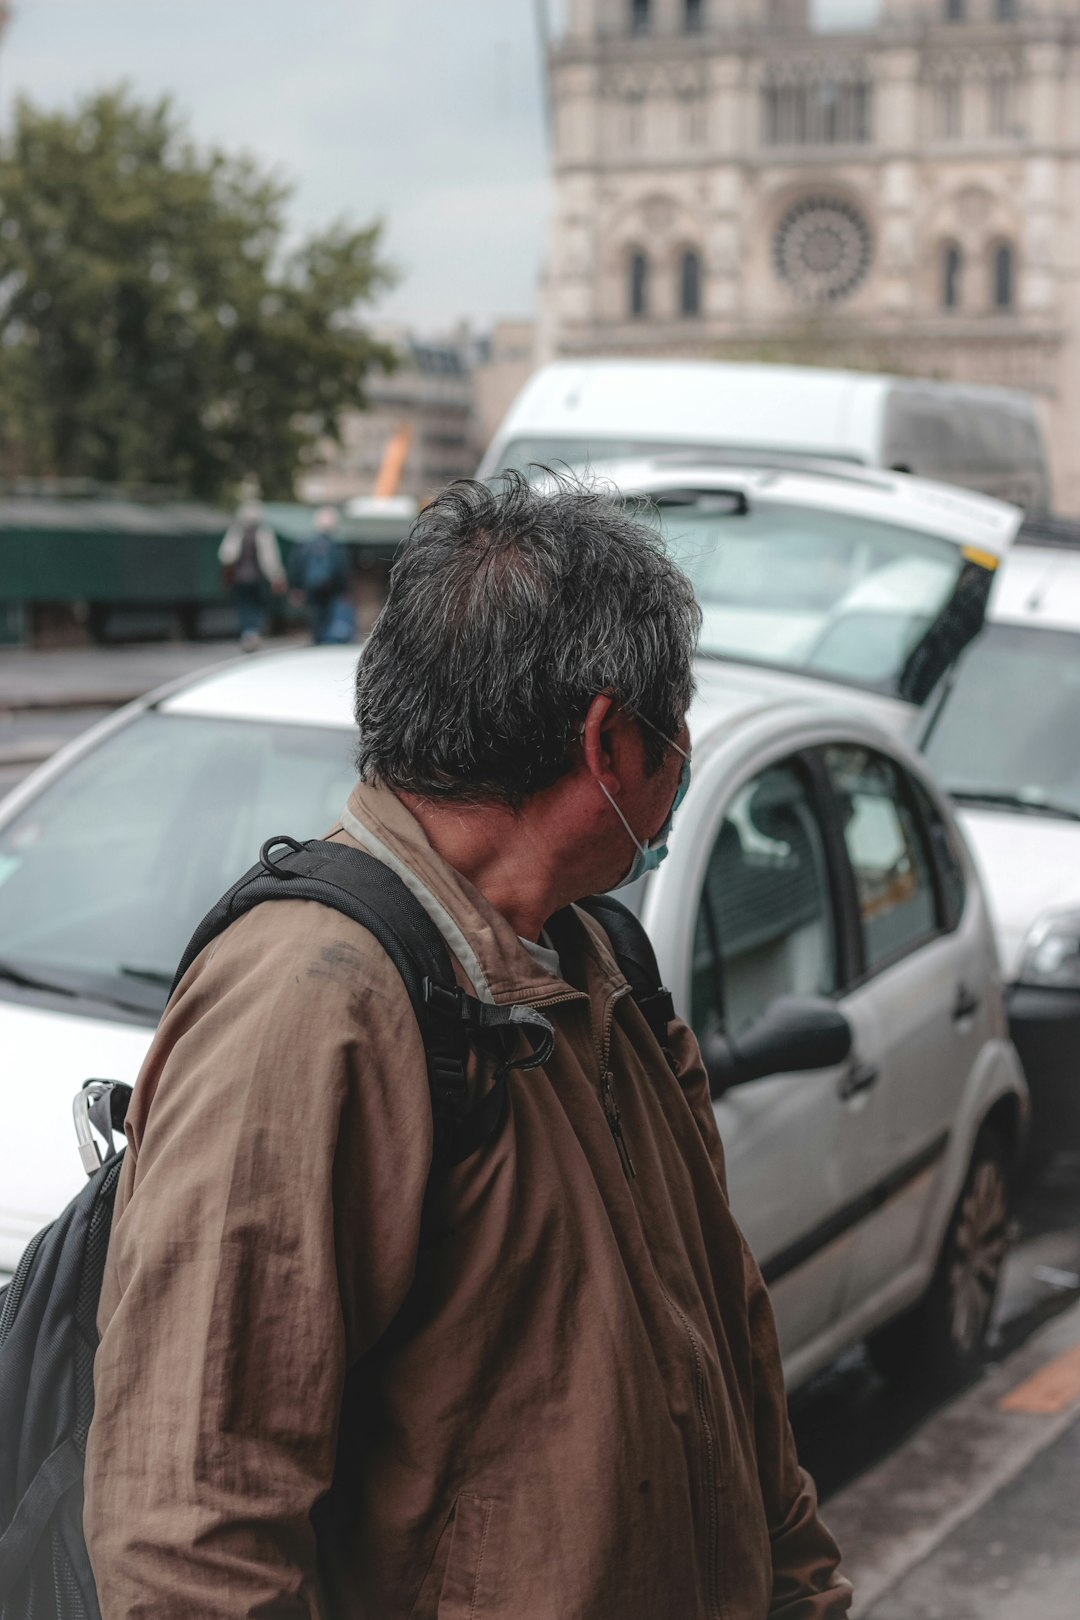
773;197;872;304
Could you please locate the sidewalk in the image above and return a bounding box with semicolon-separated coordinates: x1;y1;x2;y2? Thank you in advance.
0;642;245;711
825;1297;1080;1618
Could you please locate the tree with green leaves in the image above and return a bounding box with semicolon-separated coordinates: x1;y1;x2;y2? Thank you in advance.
0;87;396;499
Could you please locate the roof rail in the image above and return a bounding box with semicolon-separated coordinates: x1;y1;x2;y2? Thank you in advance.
1016;514;1080;551
628;449;895;492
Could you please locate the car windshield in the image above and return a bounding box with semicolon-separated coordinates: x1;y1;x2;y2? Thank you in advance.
658;499;974;698
0;711;357;1020
922;621;1080;819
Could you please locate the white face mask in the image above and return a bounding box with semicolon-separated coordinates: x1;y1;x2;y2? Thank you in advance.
592;713;692;889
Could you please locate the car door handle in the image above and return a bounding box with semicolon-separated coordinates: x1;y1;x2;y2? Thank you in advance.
838;1061;880;1102
953;984;981;1023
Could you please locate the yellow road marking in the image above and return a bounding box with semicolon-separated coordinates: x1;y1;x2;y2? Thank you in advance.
999;1341;1080;1414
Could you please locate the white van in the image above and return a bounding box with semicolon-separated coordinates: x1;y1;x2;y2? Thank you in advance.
477;360;1051;514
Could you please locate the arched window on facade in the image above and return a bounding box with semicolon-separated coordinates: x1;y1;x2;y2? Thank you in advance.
629;250;649;317
631;0;651;34
996;0;1017;17
685;0;704;30
680;250;702;317
993;242;1015;309
943;243;963;309
945;0;964;19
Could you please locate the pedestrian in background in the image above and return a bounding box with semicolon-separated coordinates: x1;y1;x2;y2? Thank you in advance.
291;505;356;644
218;499;287;651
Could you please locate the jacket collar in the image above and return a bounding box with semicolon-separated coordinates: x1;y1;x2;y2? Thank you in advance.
336;781;626;1008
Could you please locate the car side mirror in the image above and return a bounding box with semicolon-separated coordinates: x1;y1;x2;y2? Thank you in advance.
704;996;853;1099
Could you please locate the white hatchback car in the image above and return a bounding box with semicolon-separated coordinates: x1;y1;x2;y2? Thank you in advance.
0;648;1025;1390
921;520;1080;1170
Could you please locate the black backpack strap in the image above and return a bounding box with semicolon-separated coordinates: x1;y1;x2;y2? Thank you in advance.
172;836;554;1170
0;1438;83;1594
577;895;677;1055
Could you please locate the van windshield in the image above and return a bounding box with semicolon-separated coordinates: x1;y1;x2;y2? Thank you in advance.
658;500;991;702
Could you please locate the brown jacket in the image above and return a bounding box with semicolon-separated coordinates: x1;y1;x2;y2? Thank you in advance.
85;781;852;1620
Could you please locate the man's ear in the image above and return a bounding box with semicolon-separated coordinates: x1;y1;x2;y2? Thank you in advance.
580;692;621;790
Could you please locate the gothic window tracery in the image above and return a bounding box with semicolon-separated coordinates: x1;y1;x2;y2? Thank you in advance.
988;75;1016;136
943;243;963;309
680;250;702;317
761;75;873;147
936;80;962;139
993;243;1015;309
631;0;651;34
629;250;649;317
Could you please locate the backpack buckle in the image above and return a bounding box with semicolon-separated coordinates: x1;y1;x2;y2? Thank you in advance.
73;1080;128;1178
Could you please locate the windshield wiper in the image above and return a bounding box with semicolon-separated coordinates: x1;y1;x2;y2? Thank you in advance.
0;959;80;998
0;957;163;1018
950;788;1080;823
118;964;174;987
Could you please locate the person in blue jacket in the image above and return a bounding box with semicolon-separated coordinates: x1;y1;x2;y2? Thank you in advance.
291;507;356;644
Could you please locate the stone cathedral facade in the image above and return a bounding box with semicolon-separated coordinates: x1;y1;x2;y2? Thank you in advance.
545;0;1080;510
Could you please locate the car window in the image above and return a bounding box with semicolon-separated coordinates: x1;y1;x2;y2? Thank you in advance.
825;746;937;972
0;711;357;1016
691;762;837;1043
912;780;966;932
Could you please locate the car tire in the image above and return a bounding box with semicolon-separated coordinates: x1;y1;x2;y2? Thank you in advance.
868;1125;1011;1392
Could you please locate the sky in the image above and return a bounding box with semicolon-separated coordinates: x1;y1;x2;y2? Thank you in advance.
2;0;879;334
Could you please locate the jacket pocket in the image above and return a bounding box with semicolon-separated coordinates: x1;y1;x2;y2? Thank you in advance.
437;1492;506;1620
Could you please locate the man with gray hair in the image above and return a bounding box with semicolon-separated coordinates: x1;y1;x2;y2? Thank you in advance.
86;474;852;1618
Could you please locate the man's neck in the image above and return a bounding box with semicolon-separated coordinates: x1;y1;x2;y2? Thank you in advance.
395;789;571;942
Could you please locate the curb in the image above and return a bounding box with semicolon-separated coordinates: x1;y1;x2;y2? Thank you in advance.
825;1296;1080;1614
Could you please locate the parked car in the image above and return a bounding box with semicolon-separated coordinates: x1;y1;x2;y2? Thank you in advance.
0;647;1026;1391
478;360;1051;512
920;516;1080;1170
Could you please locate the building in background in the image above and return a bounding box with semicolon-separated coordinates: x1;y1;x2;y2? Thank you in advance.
300;329;477;505
473;320;540;455
545;0;1080;511
300;321;538;505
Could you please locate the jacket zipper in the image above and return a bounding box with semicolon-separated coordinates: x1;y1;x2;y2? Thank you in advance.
530;982;720;1608
665;1294;722;1619
527;982;637;1181
598;985;635;1180
530;985;719;1610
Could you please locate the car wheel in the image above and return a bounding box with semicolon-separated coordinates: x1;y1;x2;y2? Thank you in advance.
868;1126;1011;1392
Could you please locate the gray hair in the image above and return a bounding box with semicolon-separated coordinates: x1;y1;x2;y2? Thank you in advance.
355;470;701;806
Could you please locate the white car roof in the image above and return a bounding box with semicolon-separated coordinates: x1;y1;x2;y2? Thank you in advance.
150;641;901;747
989;542;1080;634
161;645;361;728
585;458;1022;560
